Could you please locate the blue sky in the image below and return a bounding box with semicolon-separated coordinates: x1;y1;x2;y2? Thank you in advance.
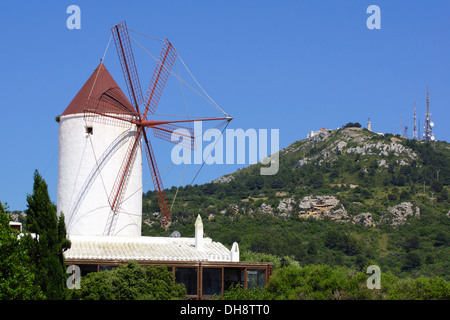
1;1;449;211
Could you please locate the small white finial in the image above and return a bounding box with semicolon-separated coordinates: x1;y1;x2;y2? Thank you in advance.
195;215;204;251
195;214;203;230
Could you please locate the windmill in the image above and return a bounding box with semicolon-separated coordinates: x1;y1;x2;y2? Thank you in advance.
78;21;232;234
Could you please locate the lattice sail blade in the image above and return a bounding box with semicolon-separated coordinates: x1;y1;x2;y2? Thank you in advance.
143;38;177;118
112;21;144;110
85;88;139;128
108;129;142;214
143;130;171;224
152;123;195;150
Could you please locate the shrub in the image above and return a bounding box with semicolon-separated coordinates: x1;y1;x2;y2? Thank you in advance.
386;277;450;300
265;265;378;300
219;283;271;300
68;261;186;300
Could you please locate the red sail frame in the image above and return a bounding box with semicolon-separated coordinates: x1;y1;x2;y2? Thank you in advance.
89;21;230;230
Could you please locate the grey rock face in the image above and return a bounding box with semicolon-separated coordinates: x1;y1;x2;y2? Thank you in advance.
212;175;235;184
383;202;420;227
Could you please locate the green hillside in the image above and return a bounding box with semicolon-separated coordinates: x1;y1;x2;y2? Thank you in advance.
142;126;450;280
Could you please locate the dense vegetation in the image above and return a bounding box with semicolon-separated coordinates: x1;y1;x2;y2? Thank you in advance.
0;170;69;299
25;170;71;299
0;201;45;299
142;129;450;282
220;263;450;300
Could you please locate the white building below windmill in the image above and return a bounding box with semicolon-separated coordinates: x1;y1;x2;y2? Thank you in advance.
59;63;272;298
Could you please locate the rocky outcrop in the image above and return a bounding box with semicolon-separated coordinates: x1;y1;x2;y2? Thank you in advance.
352;212;376;227
260;202;273;214
277;197;296;218
298;195;350;223
308;130;330;142
336;141;347;152
293;130;419;169
383;202;420;227
296;158;308;168
212;175;235;184
345;141;418;161
224;195;419;228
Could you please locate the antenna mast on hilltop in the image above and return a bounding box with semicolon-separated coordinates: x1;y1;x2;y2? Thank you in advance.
423;84;435;141
412;101;418;140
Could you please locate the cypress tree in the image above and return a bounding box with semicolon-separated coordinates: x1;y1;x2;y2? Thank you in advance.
25;170;71;299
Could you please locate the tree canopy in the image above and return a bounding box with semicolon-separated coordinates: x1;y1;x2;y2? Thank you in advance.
25;170;71;299
67;261;186;300
0;201;45;299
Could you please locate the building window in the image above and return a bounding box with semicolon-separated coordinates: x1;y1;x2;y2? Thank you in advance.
202;268;222;296
99;265;116;272
224;268;244;291
78;264;98;277
175;267;197;296
247;269;266;290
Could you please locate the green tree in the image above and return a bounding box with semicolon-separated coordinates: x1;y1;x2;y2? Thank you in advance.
342;122;362;129
25;170;71;300
437;188;448;202
430;181;443;193
387;192;398;201
399;190;410;200
324;229;360;256
387;277;450;300
219;283;271;300
403;252;422;270
265;264;379;300
434;231;449;247
0;201;45;300
69;261;186;300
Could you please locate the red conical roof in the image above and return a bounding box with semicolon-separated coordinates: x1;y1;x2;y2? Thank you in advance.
62;63;135;116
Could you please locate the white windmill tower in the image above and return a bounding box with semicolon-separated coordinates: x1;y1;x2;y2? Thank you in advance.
57;63;143;237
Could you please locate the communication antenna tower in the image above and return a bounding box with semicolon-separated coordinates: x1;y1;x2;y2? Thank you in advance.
423;84;434;141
